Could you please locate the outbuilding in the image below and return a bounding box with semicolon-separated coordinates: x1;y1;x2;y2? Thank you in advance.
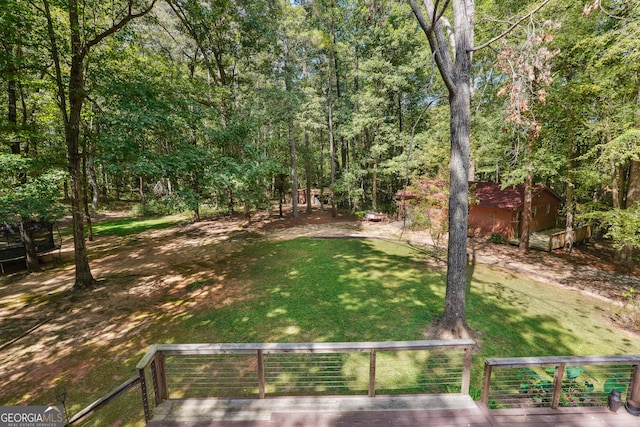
396;180;563;240
468;181;562;239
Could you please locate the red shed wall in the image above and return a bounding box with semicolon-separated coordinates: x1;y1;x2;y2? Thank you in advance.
468;206;516;238
469;190;560;238
527;190;559;233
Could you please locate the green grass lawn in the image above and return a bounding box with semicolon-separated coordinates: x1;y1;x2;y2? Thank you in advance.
175;236;636;357
172;236;639;403
138;236;638;401
89;215;186;237
181;238;440;343
10;222;640;425
58;214;186;240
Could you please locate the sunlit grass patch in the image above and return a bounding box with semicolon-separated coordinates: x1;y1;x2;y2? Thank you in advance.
182;237;443;344
90;215;185;237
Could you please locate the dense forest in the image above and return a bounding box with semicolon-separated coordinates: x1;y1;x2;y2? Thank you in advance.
1;0;639;279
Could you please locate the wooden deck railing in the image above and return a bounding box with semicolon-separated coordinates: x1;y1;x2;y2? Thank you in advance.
66;376;140;426
135;340;475;422
483;355;640;410
67;346;640;424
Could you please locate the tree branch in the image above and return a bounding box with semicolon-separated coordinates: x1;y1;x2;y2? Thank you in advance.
83;0;157;56
472;0;553;52
410;0;432;33
41;0;68;124
409;0;456;94
433;0;452;30
166;0;222;86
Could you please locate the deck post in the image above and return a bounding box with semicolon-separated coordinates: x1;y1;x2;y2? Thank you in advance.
369;349;376;397
551;363;566;409
154;352;168;403
482;362;492;405
630;364;640;402
139;368;151;422
258;350;265;398
461;346;472;394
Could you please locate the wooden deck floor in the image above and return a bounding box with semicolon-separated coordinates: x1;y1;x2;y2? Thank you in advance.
491;406;640;426
146;395;496;426
145;395;640;426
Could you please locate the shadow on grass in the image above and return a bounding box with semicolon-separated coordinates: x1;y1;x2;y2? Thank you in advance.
159;233;586;411
132;237;586;412
181;237;441;343
2;235;636;425
181;238;579;356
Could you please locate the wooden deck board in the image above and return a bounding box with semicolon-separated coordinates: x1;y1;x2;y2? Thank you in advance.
145;396;640;426
146;395;494;426
148;410;494;427
491;406;640;426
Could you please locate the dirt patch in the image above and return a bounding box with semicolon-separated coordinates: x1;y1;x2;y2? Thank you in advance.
1;208;639;407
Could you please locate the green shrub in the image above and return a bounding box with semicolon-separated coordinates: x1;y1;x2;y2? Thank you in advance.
490;233;506;244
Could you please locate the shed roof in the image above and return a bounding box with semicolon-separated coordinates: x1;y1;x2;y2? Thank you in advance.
470;181;562;210
395;180;562;211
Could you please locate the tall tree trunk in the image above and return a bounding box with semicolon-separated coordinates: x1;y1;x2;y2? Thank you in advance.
442;75;472;338
138;176;145;207
8;43;41;272
319;131;325;213
305;130;312;214
88;150;99;211
44;0;88;288
520;130;535;253
67;66;96;287
68;138;95;287
446;5;472;337
285;73;298;219
565;121;576;253
115;176;121;201
192;168;201;222
301;41;313;215
325;5;338;217
519;172;532;253
83;155;93;242
565;151;575;253
372;158;378;211
327;44;337;218
328;96;336;218
613;91;640;268
8;79;20;155
87;111;100;211
341;136;348;174
410;0;474;338
67;0;97;288
101;166;108;202
352;50;360;212
614;160;640;268
606;123;626;261
289;119;298;219
44;0;154;289
228;188;234;214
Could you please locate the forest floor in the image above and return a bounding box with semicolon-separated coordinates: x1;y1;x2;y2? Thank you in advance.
1;207;639;408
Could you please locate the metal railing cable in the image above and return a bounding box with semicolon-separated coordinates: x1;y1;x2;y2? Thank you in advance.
136;339;476;422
